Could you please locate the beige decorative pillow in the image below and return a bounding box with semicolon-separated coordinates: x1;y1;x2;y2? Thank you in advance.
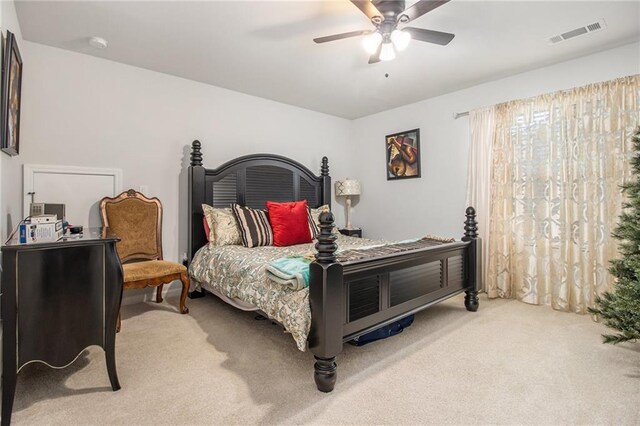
310;204;339;235
310;204;330;228
202;204;242;246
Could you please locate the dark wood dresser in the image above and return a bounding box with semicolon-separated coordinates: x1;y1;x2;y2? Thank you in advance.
1;229;124;425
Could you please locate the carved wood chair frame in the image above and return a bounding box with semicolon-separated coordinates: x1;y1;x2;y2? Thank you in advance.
99;189;164;262
100;189;189;331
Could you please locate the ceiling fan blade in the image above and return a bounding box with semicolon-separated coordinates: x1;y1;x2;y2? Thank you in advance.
402;0;450;22
404;27;455;45
350;0;382;21
368;43;381;64
314;30;370;44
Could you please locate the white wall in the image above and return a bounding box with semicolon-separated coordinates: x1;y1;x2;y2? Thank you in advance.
1;0;24;241
351;41;640;241
7;40;352;303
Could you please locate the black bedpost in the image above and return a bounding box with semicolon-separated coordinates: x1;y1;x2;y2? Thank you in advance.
188;140;206;265
308;210;343;392
320;156;331;208
462;206;480;312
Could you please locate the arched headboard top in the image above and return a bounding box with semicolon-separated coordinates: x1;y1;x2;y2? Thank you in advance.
200;152;328;184
187;140;331;261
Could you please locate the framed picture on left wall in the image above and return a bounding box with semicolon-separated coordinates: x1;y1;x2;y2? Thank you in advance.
1;30;23;156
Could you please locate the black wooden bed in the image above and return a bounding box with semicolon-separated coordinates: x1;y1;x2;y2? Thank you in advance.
187;140;480;392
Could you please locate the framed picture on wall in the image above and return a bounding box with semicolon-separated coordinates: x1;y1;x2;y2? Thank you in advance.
1;30;23;156
386;128;420;180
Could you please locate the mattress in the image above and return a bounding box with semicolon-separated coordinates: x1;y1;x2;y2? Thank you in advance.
189;234;388;351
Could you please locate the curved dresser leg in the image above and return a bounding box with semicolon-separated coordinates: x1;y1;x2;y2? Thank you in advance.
179;272;190;314
464;289;479;312
105;339;121;391
314;356;337;393
2;365;17;426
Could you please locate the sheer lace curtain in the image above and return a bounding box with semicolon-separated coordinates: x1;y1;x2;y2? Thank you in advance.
483;75;640;312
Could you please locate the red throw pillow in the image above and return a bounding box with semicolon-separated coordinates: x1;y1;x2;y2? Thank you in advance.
266;200;312;247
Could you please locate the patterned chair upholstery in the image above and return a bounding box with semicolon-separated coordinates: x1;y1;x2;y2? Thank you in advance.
100;189;189;331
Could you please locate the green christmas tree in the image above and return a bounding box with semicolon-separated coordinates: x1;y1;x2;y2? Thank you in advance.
588;127;640;344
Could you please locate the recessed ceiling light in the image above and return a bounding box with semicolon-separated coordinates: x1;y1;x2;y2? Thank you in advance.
88;36;108;49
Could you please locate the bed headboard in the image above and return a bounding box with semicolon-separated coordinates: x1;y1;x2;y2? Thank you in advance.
187;140;332;261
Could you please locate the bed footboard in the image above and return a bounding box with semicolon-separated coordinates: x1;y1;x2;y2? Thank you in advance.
308;207;481;392
308;226;342;392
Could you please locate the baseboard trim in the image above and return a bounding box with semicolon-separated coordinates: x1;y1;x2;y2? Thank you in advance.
121;281;183;306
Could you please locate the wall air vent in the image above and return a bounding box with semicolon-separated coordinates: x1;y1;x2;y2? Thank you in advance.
547;19;606;45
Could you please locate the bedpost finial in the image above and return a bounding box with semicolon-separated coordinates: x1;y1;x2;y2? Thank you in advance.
463;206;478;241
191;140;203;167
315;211;337;263
321;157;329;177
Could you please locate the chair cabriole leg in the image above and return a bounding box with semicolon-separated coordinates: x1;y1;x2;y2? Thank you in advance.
179;272;190;314
156;284;164;303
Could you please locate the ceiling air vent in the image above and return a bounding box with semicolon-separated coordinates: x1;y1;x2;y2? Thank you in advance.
547;19;606;45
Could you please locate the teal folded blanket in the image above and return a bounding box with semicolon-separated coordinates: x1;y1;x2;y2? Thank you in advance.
266;256;312;291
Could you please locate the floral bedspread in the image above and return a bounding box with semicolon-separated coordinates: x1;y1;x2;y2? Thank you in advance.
189;234;388;351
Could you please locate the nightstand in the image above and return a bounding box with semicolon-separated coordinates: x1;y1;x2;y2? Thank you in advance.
339;228;362;238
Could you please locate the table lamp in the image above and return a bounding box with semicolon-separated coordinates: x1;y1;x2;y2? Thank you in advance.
335;179;361;230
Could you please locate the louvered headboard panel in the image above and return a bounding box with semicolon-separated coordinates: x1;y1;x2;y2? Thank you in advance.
210;174;238;207
299;176;320;208
187;141;331;261
245;165;295;208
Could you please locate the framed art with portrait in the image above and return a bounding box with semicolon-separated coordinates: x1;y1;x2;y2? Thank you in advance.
386;128;420;180
2;30;23;156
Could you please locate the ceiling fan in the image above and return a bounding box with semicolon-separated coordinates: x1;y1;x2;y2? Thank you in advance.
313;0;455;63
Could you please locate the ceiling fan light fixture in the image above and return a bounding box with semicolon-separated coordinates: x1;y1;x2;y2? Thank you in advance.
391;29;411;51
362;31;382;54
379;42;396;61
315;0;456;65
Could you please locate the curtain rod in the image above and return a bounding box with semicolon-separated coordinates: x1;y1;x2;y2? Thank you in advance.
453;111;469;119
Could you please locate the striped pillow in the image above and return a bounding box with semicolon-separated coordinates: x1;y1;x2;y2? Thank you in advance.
308;204;331;239
231;204;273;247
308;209;320;239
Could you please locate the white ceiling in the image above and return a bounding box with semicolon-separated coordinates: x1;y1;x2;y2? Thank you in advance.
15;0;640;119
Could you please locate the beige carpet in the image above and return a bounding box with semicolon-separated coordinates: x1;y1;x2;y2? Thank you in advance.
10;292;640;425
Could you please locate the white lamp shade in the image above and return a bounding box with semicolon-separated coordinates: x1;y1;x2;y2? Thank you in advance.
379;42;396;61
362;32;382;54
335;179;361;196
391;29;411;51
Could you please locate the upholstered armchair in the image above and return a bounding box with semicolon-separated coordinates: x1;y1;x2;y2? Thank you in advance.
100;189;189;331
